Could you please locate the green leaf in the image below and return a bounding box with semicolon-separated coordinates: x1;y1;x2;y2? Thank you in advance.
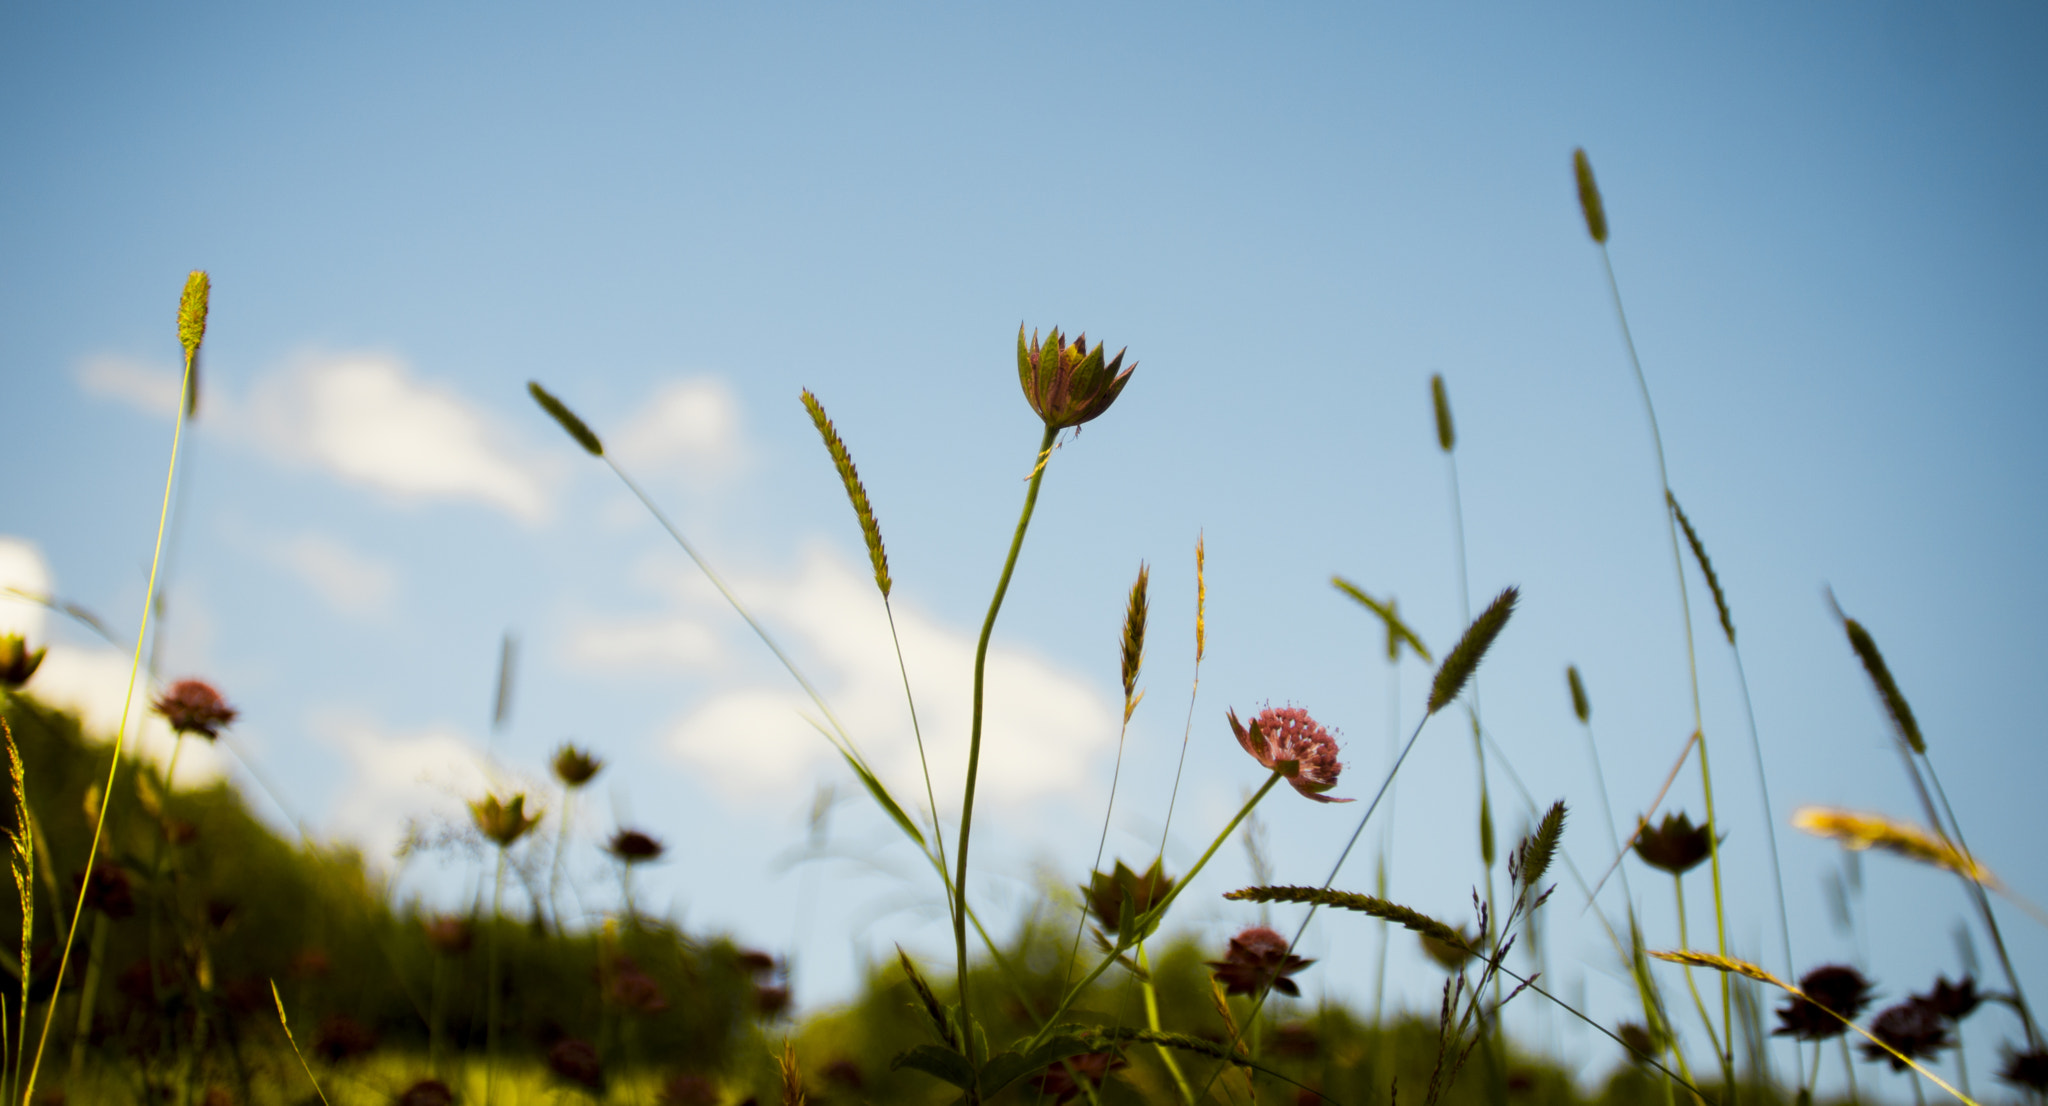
837;747;926;848
891;1045;976;1089
977;1031;1107;1099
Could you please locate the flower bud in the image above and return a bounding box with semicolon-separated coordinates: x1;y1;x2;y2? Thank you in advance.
1017;326;1135;430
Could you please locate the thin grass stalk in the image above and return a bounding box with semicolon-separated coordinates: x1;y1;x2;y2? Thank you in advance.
1596;240;1734;1088
1155;533;1205;858
23;316;196;1106
954;423;1060;1088
1136;943;1196;1104
883;601;950;914
1671;877;1727;1067
1065;564;1148;993
487;848;506;1106
1917;758;2040;1047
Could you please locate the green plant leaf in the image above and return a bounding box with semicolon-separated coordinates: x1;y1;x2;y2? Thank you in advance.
891;1044;976;1089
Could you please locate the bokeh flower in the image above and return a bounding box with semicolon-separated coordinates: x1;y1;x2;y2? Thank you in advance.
1633;812;1713;876
1859;998;1952;1071
470;793;541;847
552;744;604;787
2001;1047;2048;1093
1228;706;1351;803
396;1079;455;1106
422;915;473;956
608;828;665;863
0;634;45;689
1208;925;1314;997
1017;326;1135;430
152;678;237;739
1774;965;1874;1041
547;1038;605;1092
1916;974;1980;1022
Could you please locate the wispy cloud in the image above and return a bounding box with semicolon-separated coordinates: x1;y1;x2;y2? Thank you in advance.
261;532;399;619
246;352;554;522
75;354;182;419
313;712;499;866
610;377;745;485
566;613;723;673
654;546;1118;812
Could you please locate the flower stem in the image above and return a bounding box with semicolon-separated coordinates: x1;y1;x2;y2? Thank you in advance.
1138;943;1196;1104
487;848;505;1106
954;424;1058;1089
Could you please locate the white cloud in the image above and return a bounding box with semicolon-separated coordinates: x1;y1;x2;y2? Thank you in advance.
247;352;553;522
658;546;1118;811
566;613;722;672
262;532;398;619
75;354;182;418
313;712;498;865
0;537;52;640
610;377;743;482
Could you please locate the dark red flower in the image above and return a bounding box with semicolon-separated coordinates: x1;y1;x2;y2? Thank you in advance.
1027;1051;1127;1104
1207;925;1315;997
1228;707;1351;803
603;957;669;1015
1633;812;1713;876
1859;999;1952;1071
735;949;777;976
822;1058;864;1090
1774;965;1874;1041
608;829;665;863
2001;1047;2048;1092
755;984;792;1018
1916;975;1981;1022
547;1038;606;1092
152;679;237;738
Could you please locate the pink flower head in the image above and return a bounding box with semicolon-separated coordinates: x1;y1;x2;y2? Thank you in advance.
1228;706;1352;803
153;678;237;739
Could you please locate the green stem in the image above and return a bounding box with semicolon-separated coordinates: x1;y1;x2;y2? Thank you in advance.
1673;877;1725;1066
886;601;951;920
1601;244;1733;1088
488;848;505;1106
954;423;1059;1089
1138;943;1196;1105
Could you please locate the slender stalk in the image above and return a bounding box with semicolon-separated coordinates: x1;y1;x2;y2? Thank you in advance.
1137;943;1196;1104
549;787;577;932
1673;877;1726;1066
23;346;194;1106
1064;705;1135;989
1600;245;1733;1088
954;424;1059;1089
885;601;951;918
487;848;506;1106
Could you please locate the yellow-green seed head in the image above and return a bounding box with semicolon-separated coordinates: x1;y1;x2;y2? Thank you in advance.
1430;374;1455;453
177;271;210;364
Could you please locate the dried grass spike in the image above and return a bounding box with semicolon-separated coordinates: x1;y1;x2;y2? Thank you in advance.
801;390;891;598
1668;493;1734;644
1428;586;1519;715
1121;562;1149;720
1842;615;1925;754
1566;665;1590;723
4;719;30;1001
1792;806;1994;886
896;947;958;1049
1574;148;1608;244
1430;373;1455;453
1649;949;1782;988
528;381;605;457
778;1038;807;1106
1224;885;1468;951
1195;532;1206;664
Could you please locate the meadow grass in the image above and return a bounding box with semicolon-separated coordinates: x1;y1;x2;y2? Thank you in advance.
0;152;2039;1106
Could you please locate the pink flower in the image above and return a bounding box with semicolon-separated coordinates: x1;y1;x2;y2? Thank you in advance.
1228;706;1352;803
152;678;237;738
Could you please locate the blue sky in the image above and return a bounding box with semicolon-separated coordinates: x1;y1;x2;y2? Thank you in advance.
4;3;2046;1094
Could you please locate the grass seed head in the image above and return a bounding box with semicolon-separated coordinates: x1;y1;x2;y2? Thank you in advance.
801;390;892;598
1017;325;1136;430
1430;373;1455;452
178;270;211;366
1566;665;1590;723
1573;148;1608;244
1428;586;1519;715
529;381;606;456
1791;806;1992;885
1120;562;1149;718
1841;615;1926;754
